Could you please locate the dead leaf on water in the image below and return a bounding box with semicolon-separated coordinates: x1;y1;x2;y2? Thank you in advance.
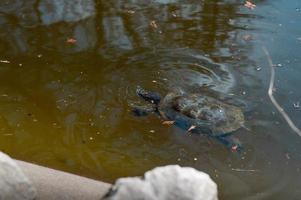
150;20;158;29
231;145;238;151
127;10;135;14
187;125;196;132
244;1;256;10
66;38;77;44
162;120;175;125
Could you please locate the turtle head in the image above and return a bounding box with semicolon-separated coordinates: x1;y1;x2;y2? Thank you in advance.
136;86;161;105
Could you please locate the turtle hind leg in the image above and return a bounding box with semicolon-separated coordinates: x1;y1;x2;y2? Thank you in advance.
136;86;161;104
214;135;242;152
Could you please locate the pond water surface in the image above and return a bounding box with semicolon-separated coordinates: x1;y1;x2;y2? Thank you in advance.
1;0;301;199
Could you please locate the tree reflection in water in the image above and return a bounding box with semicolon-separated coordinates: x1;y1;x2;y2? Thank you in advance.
1;0;301;199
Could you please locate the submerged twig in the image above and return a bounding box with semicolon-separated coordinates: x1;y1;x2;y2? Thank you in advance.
261;45;301;137
231;168;258;172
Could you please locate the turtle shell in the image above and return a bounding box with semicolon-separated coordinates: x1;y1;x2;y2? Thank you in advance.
158;93;245;136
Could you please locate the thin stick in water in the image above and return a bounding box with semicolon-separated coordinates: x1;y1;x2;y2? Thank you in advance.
261;45;301;137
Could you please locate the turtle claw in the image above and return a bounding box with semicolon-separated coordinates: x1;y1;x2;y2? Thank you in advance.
215;135;242;152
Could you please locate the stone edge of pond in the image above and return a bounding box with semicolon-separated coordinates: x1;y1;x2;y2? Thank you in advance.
0;151;218;200
0;151;111;200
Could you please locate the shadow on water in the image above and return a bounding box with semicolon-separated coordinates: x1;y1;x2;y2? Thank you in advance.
0;0;301;199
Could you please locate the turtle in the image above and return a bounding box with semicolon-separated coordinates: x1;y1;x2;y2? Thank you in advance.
132;86;248;150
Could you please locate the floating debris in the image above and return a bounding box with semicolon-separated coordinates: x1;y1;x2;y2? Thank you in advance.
231;145;238;151
285;153;290;160
231;168;258;172
273;63;282;67
193;158;197;161
0;60;10;64
244;1;256;10
171;12;178;18
256;66;262;71
149;130;155;133
150;20;158;29
66;38;77;44
293;102;300;108
127;10;135;14
162;120;175;125
187;125;196;132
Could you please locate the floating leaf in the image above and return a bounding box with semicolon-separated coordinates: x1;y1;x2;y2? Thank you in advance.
150;20;158;29
187;125;196;132
66;38;77;44
162;120;175;125
244;1;256;10
231;145;238;151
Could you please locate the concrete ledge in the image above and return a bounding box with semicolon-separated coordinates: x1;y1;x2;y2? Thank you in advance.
16;160;111;200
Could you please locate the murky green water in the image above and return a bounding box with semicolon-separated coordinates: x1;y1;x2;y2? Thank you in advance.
1;0;301;199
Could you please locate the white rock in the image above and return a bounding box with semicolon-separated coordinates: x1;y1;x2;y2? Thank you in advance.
0;152;37;200
104;165;218;200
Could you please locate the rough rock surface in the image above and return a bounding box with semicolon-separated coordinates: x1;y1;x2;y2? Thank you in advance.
0;152;37;200
103;165;218;200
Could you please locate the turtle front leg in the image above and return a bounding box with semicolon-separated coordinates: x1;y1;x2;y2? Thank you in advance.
131;104;157;116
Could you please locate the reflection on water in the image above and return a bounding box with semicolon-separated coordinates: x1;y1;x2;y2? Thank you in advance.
1;0;301;199
39;0;95;25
